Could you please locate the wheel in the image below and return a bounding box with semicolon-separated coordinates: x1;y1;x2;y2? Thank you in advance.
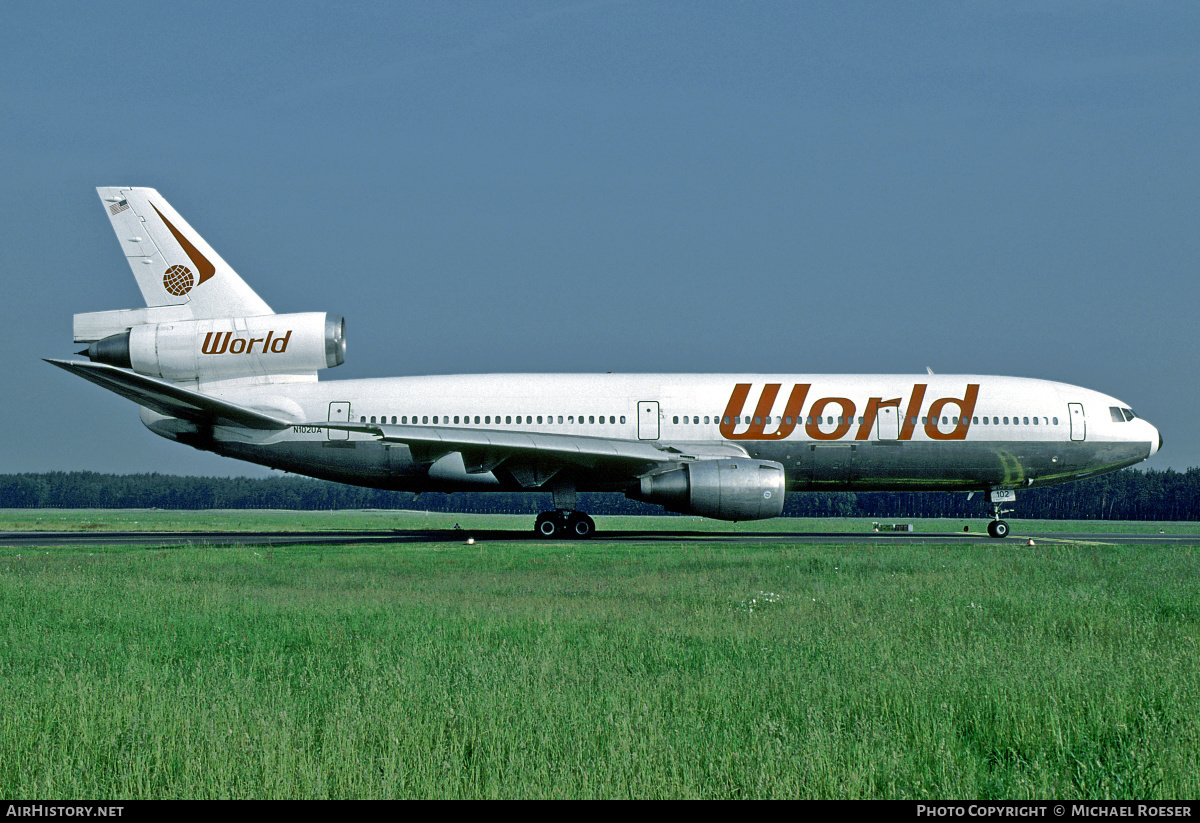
535;513;560;538
987;519;1010;539
567;512;595;539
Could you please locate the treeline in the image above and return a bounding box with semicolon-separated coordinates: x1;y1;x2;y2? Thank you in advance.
1;468;1197;520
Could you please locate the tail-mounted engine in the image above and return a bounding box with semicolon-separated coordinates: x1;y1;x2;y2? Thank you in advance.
78;312;345;380
630;458;786;521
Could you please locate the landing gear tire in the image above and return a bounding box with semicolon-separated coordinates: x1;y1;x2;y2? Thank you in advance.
987;520;1010;539
535;513;560;538
567;512;595;539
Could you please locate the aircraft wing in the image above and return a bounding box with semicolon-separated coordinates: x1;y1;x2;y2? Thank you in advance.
320;420;747;480
45;359;294;430
47;356;752;482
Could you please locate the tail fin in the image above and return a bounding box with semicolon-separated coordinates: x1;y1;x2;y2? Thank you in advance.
97;187;272;319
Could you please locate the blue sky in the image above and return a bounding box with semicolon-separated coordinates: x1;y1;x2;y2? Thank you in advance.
2;2;1197;476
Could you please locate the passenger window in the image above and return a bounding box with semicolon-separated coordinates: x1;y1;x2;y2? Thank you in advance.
537;416;543;424
505;416;511;424
558;416;564;424
1003;417;1009;424
568;416;574;423
621;416;626;424
589;416;595;424
1053;417;1059;425
673;416;679;424
974;417;981;424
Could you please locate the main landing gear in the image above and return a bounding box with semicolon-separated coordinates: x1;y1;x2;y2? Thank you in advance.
535;510;595;539
986;488;1016;539
534;483;595;539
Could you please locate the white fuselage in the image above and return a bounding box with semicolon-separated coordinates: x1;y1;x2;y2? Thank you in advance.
157;372;1159;494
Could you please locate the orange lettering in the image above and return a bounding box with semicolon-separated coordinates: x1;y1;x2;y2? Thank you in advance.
924;384;979;440
806;397;855;441
720;384;810;440
899;384;927;440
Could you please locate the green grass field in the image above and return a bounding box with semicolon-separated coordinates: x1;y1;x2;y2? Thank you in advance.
4;508;1200;535
1;512;1197;798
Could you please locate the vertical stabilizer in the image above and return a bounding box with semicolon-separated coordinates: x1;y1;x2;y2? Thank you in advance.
97;187;273;319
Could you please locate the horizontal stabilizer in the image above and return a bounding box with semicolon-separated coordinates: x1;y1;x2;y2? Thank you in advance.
45;359;294;430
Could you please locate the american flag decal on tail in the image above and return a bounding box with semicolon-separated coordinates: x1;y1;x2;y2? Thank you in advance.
108;199;129;215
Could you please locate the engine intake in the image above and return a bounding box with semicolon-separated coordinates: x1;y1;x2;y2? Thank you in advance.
631;458;786;521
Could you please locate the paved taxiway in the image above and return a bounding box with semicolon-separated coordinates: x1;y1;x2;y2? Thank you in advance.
1;529;1194;548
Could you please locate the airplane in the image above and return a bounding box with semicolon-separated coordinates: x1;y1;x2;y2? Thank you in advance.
48;187;1163;539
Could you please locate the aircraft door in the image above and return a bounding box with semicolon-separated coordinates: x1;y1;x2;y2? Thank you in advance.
328;401;351;441
876;405;900;440
638;401;660;440
1069;403;1085;441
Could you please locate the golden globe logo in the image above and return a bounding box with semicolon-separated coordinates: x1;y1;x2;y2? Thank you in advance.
163;265;195;296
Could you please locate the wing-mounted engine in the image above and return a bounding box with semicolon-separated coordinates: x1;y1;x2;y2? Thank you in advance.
630;458;786;521
76;311;345;380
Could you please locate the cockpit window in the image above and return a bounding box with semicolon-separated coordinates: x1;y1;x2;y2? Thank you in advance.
1110;407;1125;423
1122;408;1136;421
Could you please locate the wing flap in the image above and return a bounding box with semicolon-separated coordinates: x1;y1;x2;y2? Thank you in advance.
45;358;293;430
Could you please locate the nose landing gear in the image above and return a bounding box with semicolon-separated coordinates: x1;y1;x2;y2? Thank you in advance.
986;488;1015;539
